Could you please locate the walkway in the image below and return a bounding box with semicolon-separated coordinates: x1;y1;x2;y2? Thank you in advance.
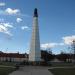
9;66;53;75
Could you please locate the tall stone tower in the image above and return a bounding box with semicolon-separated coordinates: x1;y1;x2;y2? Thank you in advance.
29;8;41;62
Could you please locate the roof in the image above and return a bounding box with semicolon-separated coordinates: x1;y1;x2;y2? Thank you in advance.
0;53;28;58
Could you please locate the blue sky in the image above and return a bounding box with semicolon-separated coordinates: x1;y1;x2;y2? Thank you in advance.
0;0;75;54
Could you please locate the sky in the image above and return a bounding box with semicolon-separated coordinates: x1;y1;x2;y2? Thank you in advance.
0;0;75;54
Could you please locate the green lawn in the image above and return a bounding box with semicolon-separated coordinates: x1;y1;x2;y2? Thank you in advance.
49;68;75;75
51;62;74;67
0;62;16;66
0;67;15;75
0;62;16;75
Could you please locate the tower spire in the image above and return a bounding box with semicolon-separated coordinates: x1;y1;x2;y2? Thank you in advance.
34;8;38;17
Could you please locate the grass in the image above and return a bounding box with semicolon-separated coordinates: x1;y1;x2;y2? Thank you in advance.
0;62;16;75
50;62;74;67
0;62;16;66
49;68;75;75
0;67;15;75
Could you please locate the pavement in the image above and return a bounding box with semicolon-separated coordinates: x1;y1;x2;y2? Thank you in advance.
9;66;53;75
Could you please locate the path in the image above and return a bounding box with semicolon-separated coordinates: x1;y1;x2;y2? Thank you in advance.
9;66;53;75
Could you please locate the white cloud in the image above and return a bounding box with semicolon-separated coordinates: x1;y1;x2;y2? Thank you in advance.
0;8;30;18
3;23;13;28
41;43;64;49
5;8;20;15
62;35;75;45
0;25;7;31
0;23;13;36
16;18;22;23
0;2;5;6
41;43;57;49
21;26;30;30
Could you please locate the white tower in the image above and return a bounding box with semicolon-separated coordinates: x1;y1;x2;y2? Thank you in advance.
29;8;41;62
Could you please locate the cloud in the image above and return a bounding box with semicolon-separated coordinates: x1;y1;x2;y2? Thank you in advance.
5;8;20;15
41;43;64;49
0;8;20;15
41;43;57;49
16;18;22;23
0;2;5;6
21;26;30;30
0;22;13;36
3;23;13;28
62;35;75;45
0;8;30;18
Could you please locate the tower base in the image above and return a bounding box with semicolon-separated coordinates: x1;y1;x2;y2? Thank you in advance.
29;61;41;66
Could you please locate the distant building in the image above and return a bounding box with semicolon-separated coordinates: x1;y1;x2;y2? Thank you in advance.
0;53;28;62
50;58;63;63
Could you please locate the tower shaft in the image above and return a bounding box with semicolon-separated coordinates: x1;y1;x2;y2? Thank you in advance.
29;8;41;62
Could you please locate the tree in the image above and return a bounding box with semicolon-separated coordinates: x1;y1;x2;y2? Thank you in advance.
41;50;54;62
71;40;75;62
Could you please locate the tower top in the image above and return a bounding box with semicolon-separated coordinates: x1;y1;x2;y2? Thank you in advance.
34;8;38;17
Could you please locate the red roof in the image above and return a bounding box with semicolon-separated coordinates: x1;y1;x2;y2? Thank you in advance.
0;53;28;58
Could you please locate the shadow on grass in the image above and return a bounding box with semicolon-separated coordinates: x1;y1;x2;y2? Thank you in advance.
0;67;16;75
49;68;75;75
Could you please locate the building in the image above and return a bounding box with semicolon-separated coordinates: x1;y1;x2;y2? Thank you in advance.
0;53;28;62
29;8;41;62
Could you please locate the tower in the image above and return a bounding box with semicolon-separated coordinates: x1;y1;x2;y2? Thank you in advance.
29;8;41;62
